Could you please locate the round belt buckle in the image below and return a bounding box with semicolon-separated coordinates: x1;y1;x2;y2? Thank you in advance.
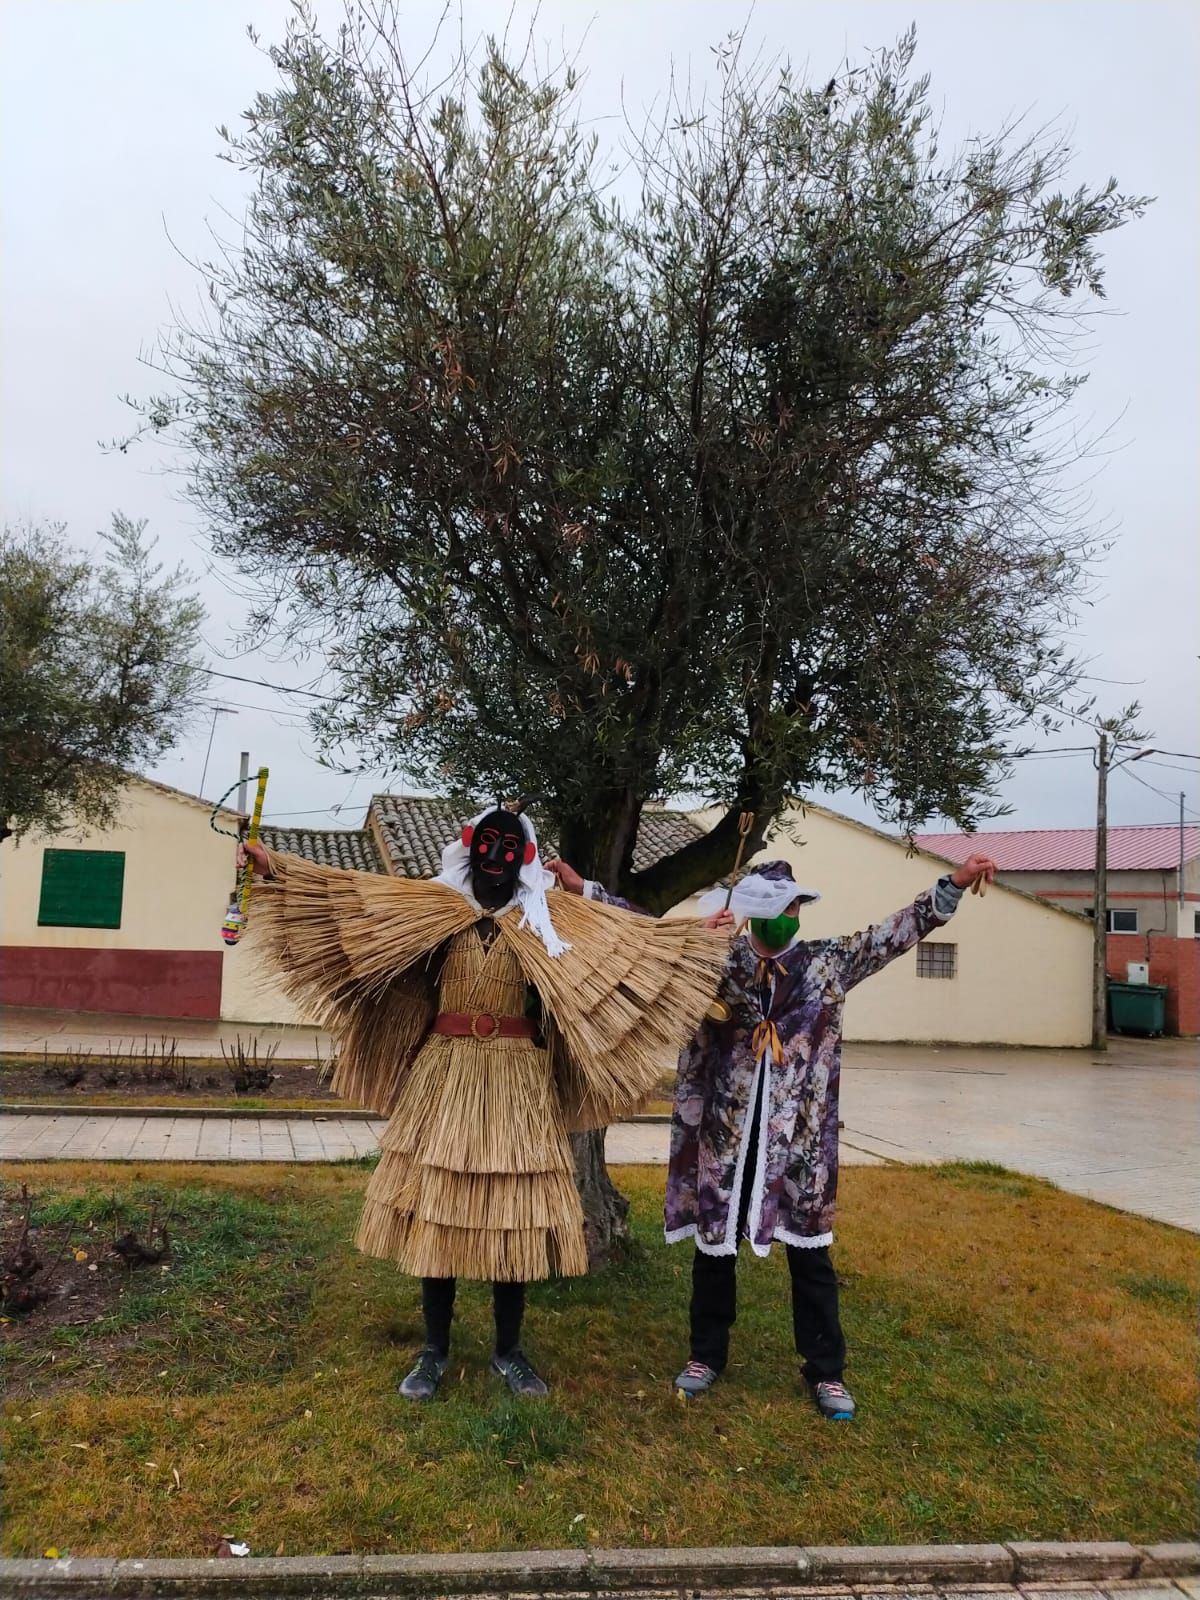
470;1012;498;1039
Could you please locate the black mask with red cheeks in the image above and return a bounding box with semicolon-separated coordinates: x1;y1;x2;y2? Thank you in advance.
462;806;535;909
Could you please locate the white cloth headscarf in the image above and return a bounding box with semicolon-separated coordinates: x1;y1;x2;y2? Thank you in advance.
696;868;821;922
434;807;571;958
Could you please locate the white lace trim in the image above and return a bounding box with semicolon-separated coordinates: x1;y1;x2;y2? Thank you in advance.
664;1222;834;1253
742;1051;773;1252
716;1053;764;1253
772;1226;833;1250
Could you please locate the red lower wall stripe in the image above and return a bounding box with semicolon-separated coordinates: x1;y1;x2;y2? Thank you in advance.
0;947;223;1021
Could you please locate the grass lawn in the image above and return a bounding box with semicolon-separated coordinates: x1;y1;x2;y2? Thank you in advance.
1;1159;1194;1559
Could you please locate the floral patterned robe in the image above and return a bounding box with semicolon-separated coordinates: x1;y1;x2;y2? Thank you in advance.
626;881;963;1255
678;889;966;1248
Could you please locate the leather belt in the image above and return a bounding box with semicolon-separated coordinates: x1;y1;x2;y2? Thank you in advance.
432;1011;535;1041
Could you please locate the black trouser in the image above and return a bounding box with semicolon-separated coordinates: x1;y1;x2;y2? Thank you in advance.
689;1067;846;1383
420;1277;526;1357
690;1242;846;1382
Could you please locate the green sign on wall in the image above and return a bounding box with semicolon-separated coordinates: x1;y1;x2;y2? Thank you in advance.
37;849;126;929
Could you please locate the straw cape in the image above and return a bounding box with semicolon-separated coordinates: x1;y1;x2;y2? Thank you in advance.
253;851;728;1281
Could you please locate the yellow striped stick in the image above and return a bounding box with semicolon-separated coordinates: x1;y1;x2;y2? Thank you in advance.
238;767;269;920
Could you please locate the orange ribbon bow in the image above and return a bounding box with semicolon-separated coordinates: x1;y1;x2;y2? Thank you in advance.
751;1019;783;1065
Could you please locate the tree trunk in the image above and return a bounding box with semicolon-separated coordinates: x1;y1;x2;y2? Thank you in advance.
571;1128;631;1266
559;790;643;1267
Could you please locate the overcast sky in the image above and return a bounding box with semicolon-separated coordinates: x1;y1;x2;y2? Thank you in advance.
2;0;1197;840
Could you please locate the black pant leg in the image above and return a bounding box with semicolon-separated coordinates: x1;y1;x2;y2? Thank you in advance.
786;1245;846;1383
493;1280;526;1355
421;1276;456;1356
689;1248;738;1371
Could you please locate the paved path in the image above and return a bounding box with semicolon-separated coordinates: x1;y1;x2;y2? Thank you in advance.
0;1109;888;1170
2;1026;1194;1230
0;1113;882;1168
838;1037;1198;1232
0;1111;383;1163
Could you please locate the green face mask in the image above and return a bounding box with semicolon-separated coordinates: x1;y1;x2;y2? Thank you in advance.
750;912;800;950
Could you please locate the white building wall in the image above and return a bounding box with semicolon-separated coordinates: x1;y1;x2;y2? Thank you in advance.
684;803;1092;1047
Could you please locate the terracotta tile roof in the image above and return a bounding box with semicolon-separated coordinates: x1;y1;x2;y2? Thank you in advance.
913;824;1200;873
369;795;707;879
260;826;385;874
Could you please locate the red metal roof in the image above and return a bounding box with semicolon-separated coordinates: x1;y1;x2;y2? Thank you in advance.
913;824;1200;873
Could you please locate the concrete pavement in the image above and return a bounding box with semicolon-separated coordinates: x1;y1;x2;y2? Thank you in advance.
2;1021;1194;1229
3;1548;1197;1599
0;1112;884;1168
0;1110;383;1163
837;1037;1198;1231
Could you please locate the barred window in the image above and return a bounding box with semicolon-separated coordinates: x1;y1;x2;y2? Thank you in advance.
917;942;957;979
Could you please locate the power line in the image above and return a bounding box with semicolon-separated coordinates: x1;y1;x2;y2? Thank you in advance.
261;806;358;821
200;693;310;720
1140;758;1200;778
1008;750;1090;762
190;662;344;703
1114;762;1200;823
1011;744;1200;771
1011;745;1095;755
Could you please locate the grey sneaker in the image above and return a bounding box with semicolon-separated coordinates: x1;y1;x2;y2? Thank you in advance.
810;1379;855;1420
674;1359;720;1398
490;1348;549;1396
399;1346;447;1401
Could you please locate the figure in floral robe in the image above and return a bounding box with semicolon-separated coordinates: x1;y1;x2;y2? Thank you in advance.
549;848;996;1420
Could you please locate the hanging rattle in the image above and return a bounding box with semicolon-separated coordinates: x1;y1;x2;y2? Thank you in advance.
210;767;269;945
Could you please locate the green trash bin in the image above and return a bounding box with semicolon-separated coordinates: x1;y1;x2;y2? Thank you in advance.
1107;981;1167;1037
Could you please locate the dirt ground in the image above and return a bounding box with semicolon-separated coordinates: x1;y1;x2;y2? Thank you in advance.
0;1058;339;1106
0;1188;165;1386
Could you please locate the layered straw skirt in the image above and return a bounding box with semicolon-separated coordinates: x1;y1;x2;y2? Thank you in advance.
355;925;588;1281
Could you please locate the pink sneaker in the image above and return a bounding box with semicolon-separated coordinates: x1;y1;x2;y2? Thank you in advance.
674;1359;719;1397
810;1379;856;1420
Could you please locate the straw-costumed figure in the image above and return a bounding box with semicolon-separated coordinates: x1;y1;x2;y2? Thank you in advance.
252;821;727;1283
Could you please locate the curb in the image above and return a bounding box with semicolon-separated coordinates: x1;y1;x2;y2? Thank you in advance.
0;1055;331;1070
0;1105;674;1126
0;1540;1195;1597
0;1103;377;1123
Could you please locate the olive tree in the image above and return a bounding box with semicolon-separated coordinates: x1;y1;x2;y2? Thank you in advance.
0;517;205;844
132;6;1147;1255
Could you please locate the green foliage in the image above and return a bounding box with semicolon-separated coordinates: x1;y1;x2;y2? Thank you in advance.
136;12;1148;900
0;517;205;843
